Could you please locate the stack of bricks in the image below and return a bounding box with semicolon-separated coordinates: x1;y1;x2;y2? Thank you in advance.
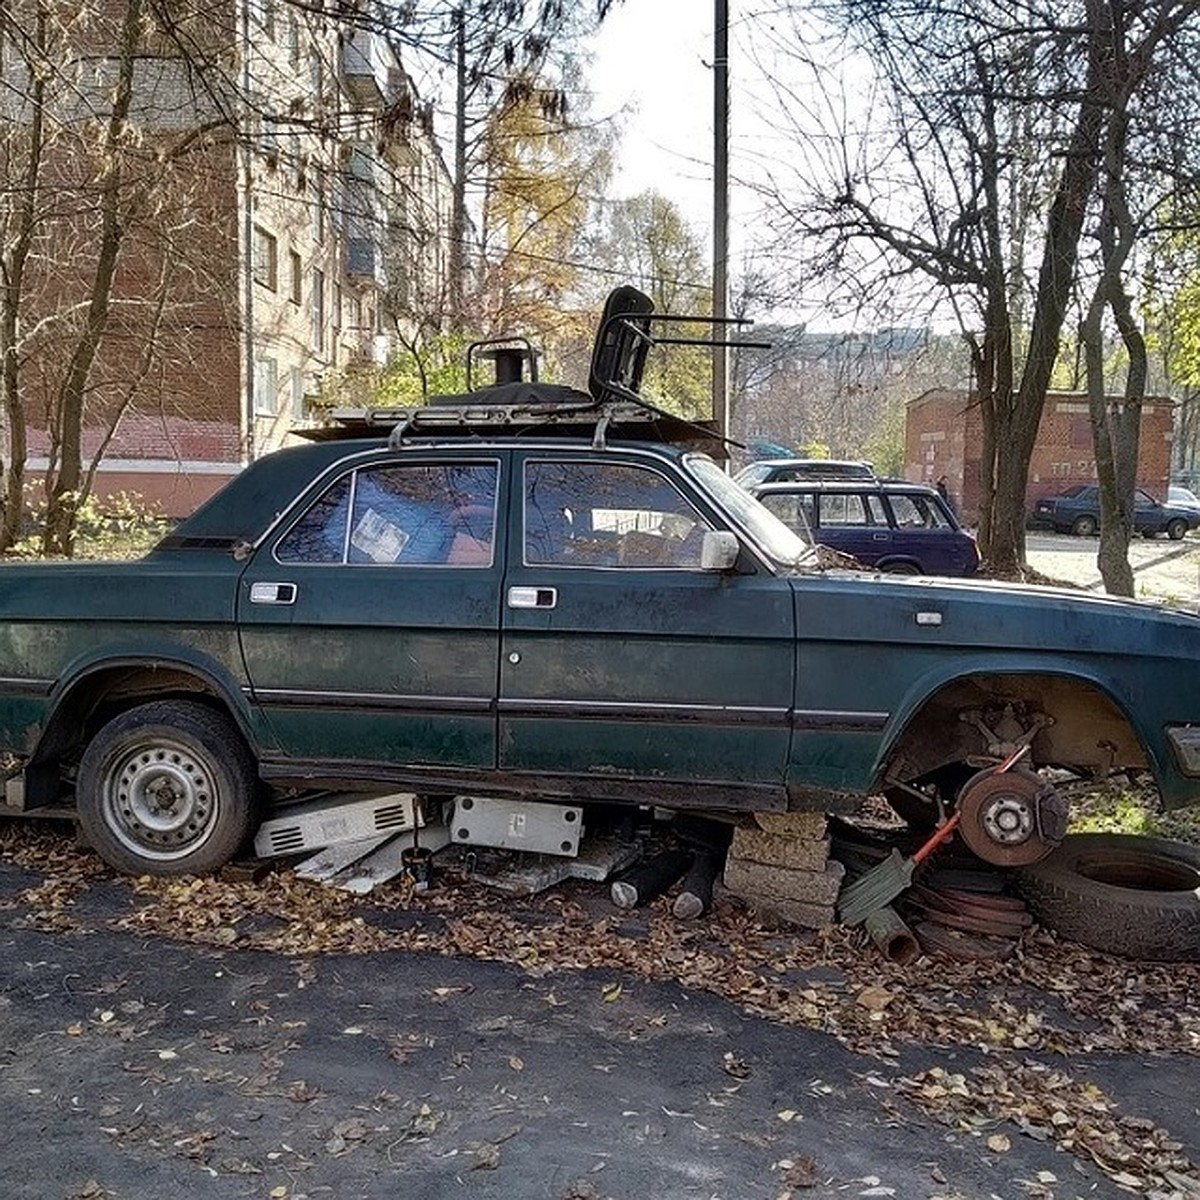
722;811;843;930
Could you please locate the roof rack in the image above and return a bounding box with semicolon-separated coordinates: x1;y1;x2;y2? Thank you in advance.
297;284;767;459
304;391;726;458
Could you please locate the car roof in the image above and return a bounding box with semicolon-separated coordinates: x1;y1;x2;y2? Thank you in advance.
749;478;940;497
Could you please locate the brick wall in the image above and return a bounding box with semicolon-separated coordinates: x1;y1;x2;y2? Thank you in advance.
905;389;1175;522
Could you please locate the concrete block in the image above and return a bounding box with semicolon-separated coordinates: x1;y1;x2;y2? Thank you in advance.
730;826;831;872
724;857;845;908
754;896;837;931
752;811;828;839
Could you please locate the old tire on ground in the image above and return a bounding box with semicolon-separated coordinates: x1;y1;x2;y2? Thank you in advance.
1016;832;1200;961
1071;514;1098;537
77;700;260;876
1166;518;1189;541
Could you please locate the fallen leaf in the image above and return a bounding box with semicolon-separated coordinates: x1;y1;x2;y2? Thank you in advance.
509;1055;524;1072
856;986;896;1013
601;982;622;1003
473;1142;501;1169
722;1051;751;1079
986;1133;1011;1153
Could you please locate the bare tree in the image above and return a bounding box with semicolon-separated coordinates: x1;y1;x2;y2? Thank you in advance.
745;0;1200;573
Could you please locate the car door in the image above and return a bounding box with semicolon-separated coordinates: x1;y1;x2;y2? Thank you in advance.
815;490;891;565
237;455;504;772
498;452;795;805
1133;488;1166;534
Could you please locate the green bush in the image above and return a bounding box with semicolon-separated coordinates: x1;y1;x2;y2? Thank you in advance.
9;490;171;561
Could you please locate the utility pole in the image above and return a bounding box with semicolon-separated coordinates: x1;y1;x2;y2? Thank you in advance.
712;0;729;439
449;6;467;331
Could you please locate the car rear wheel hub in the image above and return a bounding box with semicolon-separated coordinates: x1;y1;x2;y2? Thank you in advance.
104;742;217;858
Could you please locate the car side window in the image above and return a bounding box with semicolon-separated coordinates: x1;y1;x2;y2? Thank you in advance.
276;462;498;566
819;493;870;527
890;495;947;528
525;460;713;568
759;493;813;537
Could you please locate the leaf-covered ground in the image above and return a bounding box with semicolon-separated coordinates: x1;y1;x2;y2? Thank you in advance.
1;820;1198;1199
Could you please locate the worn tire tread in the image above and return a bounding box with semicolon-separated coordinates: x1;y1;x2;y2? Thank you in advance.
1016;833;1200;962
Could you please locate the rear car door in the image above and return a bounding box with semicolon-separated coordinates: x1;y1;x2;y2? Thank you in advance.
238;454;504;772
497;451;795;807
814;490;891;565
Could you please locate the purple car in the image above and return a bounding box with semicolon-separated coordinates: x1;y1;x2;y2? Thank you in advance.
748;479;980;576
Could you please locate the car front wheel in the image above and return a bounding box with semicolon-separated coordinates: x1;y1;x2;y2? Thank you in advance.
77;700;260;876
1071;515;1098;537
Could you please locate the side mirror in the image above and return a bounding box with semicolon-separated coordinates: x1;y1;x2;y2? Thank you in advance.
700;530;740;572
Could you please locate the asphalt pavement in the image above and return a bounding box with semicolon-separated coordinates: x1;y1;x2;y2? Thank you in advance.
1;851;1197;1200
1025;532;1200;606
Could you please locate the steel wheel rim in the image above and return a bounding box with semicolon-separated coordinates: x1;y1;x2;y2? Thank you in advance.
101;737;219;862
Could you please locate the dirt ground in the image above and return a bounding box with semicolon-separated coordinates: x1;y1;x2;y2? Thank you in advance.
1;823;1198;1200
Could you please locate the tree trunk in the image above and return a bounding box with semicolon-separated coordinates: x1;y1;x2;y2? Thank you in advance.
0;3;48;551
988;0;1112;572
43;0;143;556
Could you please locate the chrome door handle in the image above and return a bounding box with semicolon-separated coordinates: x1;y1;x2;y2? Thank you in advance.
508;585;557;610
250;582;297;605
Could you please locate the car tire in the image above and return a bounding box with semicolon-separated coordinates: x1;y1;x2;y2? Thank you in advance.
77;700;260;876
1071;515;1098;537
1016;832;1200;961
1167;518;1188;541
881;561;922;575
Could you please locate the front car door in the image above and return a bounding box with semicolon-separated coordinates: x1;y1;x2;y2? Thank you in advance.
238;454;504;780
498;450;795;810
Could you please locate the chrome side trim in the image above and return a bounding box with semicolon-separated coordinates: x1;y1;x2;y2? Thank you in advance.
0;676;55;698
498;698;790;725
251;688;493;713
792;709;889;732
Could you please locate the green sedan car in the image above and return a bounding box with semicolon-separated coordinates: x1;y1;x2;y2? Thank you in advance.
1;391;1200;877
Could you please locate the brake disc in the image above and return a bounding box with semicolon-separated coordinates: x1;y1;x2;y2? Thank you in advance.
956;767;1066;867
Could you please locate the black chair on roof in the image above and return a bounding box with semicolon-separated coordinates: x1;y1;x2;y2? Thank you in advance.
588;285;655;404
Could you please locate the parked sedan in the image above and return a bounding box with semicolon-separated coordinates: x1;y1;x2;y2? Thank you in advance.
748;479;980;576
1029;484;1200;539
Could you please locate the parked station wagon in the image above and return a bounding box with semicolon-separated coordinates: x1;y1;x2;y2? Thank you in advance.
747;479;980;577
2;288;1200;878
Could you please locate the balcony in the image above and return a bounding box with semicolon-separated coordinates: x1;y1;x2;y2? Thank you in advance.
341;31;391;109
347;237;387;288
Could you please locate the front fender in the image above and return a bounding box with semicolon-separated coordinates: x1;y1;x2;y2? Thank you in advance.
868;651;1160;786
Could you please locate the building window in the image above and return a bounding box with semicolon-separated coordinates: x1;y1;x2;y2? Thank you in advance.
349;294;362;329
287;14;301;64
333;281;342;329
291;367;305;419
251;226;277;290
313;174;326;243
289;250;302;304
311;268;325;353
254;355;278;416
250;0;275;36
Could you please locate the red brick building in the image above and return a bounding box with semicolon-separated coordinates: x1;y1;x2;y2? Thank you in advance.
904;389;1175;522
4;4;452;519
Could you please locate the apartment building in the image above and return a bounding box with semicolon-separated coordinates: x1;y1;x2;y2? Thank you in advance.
2;0;453;515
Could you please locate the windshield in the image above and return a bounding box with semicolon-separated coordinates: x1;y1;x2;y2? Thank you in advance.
685;455;816;568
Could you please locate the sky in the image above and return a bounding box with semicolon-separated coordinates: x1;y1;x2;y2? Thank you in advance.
587;0;719;243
